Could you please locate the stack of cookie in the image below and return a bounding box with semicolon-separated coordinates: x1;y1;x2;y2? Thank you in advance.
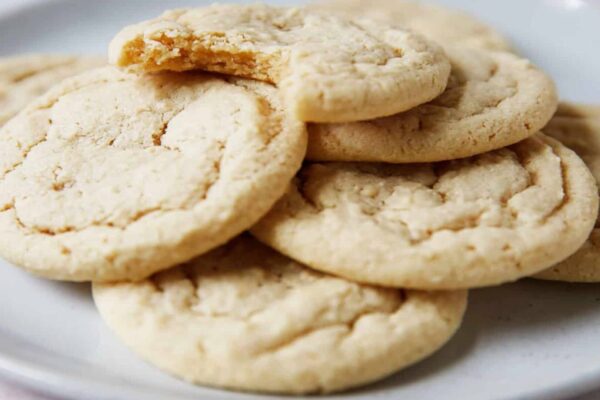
0;1;599;395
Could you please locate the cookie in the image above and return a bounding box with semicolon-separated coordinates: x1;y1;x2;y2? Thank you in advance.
108;4;451;123
0;54;103;127
307;46;557;163
0;67;306;282
310;0;512;51
534;104;600;282
252;134;598;290
93;235;467;394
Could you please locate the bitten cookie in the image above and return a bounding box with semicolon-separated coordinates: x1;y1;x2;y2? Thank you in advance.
0;54;103;127
310;0;512;51
108;4;451;123
307;46;557;163
0;67;306;282
93;235;467;394
252;134;598;289
535;103;600;282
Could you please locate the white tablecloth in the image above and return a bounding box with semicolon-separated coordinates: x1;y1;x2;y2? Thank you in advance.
0;378;53;400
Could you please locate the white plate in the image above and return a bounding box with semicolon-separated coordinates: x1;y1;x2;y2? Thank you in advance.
0;1;600;399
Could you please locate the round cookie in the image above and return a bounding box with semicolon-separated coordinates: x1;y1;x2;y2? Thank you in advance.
307;46;557;163
534;103;600;282
0;67;306;282
310;0;512;51
252;134;598;290
93;235;467;394
108;4;451;123
0;54;103;127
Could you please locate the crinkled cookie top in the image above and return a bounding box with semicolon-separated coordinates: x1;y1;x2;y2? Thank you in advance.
0;54;103;127
93;235;466;394
109;4;451;123
535;103;600;282
252;134;598;289
0;67;306;282
307;47;557;162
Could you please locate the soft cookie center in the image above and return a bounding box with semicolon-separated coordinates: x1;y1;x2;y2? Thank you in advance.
301;140;565;243
0;77;266;234
120;32;286;83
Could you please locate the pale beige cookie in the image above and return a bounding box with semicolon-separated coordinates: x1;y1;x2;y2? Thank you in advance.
93;236;467;394
0;54;103;127
307;46;557;163
252;134;598;290
310;0;512;51
108;4;451;123
0;67;306;282
535;103;600;282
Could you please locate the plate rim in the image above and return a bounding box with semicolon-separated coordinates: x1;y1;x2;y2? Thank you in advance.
0;320;599;400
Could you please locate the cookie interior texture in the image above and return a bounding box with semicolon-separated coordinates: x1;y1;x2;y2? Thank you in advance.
534;103;600;282
252;134;598;289
307;46;557;163
0;54;104;127
0;67;306;282
93;235;467;394
310;0;512;51
108;4;451;123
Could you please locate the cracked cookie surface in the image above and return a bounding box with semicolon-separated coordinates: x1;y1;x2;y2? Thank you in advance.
252;134;598;289
108;4;451;123
93;235;467;394
535;103;600;282
307;47;557;163
0;67;307;282
310;0;512;51
0;54;103;127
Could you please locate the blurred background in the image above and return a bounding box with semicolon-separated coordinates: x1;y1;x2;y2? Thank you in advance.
0;0;599;101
